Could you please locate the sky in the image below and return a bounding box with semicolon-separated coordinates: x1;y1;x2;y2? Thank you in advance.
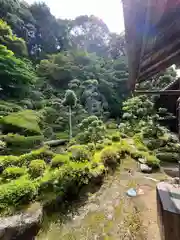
26;0;124;33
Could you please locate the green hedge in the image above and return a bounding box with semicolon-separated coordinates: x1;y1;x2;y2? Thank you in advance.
1;134;43;149
51;154;69;168
69;145;92;162
0;179;38;210
29;160;46;178
111;134;120;142
0;101;22;114
0;147;54;169
101;147;120;169
19;147;55;165
131;150;160;169
0;110;41;135
0;155;21;169
2;167;26;180
156;152;180;162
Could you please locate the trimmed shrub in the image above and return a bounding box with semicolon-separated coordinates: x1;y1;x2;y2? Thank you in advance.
156;152;180;162
0;101;22;114
119;132;128;139
133;134;148;151
19;147;55;165
2;167;26;180
55;132;69;139
144;139;166;150
68;138;77;147
69;145;92;162
0;155;20;169
51;154;69;168
112;134;120;142
130;149;160;169
96;143;104;151
87;143;95;152
0;140;6;150
106;121;117;129
167;133;179;143
146;155;160;169
157;143;180;153
29;159;46;178
55;132;69;140
103;139;112;146
0;179;37;209
120;139;134;156
0;110;41;135
2;134;43;149
131;150;143;160
101;147;120;168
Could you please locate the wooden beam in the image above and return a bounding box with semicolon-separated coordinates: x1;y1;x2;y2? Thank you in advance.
138;47;180;82
135;90;180;95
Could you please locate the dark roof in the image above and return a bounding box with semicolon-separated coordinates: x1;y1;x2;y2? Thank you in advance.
122;0;180;90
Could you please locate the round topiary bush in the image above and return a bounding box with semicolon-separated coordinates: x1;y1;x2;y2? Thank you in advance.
0;179;37;209
29;159;46;178
2;167;26;180
146;155;160;169
87;143;95;152
156;152;180;162
111;134;120;142
0;155;20;169
101;147;120;169
51;154;69;168
103;139;112;146
69;145;92;162
96;143;104;151
106;121;117;129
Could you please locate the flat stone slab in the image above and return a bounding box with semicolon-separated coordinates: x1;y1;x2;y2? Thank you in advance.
157;182;180;213
140;163;152;173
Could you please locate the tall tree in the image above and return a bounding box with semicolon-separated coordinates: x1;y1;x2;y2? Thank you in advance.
108;32;126;59
0;19;28;56
30;2;69;59
63;90;77;139
0;45;36;98
70;15;110;57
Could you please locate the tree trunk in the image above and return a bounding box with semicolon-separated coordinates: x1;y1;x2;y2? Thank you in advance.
69;106;72;140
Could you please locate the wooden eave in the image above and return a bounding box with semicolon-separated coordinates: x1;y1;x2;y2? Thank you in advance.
122;0;180;90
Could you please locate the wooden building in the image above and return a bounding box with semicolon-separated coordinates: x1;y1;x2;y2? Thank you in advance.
122;0;180;90
122;0;180;133
155;79;180;132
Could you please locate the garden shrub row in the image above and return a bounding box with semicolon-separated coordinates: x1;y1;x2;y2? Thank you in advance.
0;146;54;170
0;178;38;212
0;110;42;136
0;134;43;152
0;144;109;214
0;135;165;215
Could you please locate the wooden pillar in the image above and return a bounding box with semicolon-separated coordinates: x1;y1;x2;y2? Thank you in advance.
157;182;180;240
177;97;180;141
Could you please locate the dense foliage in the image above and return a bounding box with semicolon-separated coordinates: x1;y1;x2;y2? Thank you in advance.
120;95;180;164
0;0;178;218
